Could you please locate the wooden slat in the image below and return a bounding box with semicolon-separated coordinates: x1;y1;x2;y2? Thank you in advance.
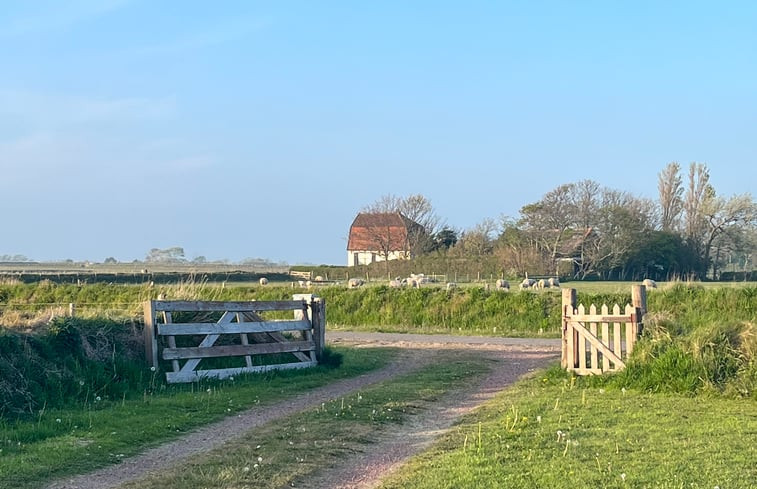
153;300;305;312
571;368;603;376
157;319;311;336
237;313;253;368
613;304;622;358
163;310;180;373
589;304;598;371
166;361;317;383
569;320;626;368
577;305;586;369
178;311;234;375
565;317;574;370
564;314;634;323
625;304;635;357
601;304;610;372
163;340;315;360
267;331;312;362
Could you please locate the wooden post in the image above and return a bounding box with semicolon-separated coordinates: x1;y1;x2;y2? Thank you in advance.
631;284;647;336
561;288;577;369
143;300;159;369
312;297;326;361
68;303;75;317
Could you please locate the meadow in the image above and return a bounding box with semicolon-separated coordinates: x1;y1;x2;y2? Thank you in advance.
0;278;755;487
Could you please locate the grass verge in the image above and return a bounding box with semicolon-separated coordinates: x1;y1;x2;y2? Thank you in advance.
117;351;494;489
379;368;757;489
0;346;394;489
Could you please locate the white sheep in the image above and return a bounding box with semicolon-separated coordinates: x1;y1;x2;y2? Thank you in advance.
520;278;536;289
537;279;547;289
259;277;269;286
446;282;457;290
297;280;306;287
389;279;403;288
348;278;365;288
495;279;510;290
642;278;657;289
315;275;324;282
548;277;560;288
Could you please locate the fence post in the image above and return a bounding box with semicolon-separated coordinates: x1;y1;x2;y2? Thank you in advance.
561;288;577;369
631;284;647;335
143;300;159;369
68;303;75;317
312;297;326;361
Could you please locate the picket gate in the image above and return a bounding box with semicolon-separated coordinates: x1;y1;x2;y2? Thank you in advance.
561;285;646;375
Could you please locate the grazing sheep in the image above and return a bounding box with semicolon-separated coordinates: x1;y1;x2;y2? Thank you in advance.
298;280;306;287
446;282;457;290
389;279;403;288
520;278;536;289
407;278;419;288
259;277;269;286
495;279;510;290
537;279;547;289
642;278;657;289
315;275;324;282
305;280;312;288
548;277;560;288
348;278;365;288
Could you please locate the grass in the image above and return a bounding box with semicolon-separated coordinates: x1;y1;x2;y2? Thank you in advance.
0;346;394;489
379;369;757;489
116;350;494;489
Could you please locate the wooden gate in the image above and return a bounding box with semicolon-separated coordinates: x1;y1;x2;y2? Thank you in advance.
143;295;325;383
561;285;646;375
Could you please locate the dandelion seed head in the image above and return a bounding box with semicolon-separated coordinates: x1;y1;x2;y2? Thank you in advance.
95;396;102;402
257;456;263;462
621;473;626;481
150;366;156;372
243;466;250;472
55;418;62;423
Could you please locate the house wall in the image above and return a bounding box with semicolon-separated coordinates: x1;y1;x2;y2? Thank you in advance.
346;250;410;267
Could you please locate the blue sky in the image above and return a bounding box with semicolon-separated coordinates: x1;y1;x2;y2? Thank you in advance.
1;1;755;265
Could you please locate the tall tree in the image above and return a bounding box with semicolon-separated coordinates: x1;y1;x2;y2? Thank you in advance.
658;161;684;231
362;193;443;255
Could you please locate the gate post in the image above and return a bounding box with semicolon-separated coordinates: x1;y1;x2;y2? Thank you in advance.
631;284;647;336
561;288;577;369
143;300;158;369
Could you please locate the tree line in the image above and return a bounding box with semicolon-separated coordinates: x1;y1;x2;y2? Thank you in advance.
363;163;756;280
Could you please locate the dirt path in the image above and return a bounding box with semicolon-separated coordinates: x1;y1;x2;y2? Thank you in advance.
46;334;559;489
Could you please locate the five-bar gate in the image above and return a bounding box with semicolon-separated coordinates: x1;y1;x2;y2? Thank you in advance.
144;295;325;383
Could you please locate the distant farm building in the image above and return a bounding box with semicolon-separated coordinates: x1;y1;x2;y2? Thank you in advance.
346;213;423;266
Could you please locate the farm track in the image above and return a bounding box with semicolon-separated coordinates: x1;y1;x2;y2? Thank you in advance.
45;333;560;489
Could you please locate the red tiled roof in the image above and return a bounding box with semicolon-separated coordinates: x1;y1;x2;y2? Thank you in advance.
347;213;418;251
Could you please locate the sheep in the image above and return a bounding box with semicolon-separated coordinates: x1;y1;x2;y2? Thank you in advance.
389;279;403;288
446;282;457;290
495;279;510;290
259;277;269;286
548;277;560;288
407;278;419;288
642;278;657;289
537;279;547;289
298;280;306;287
520;278;536;289
348;278;365;288
315;275;324;282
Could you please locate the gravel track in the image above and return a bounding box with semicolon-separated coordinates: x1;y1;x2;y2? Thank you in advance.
45;333;560;489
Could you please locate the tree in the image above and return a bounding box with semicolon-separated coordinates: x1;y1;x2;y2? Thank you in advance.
432;228;459;251
103;257;118;264
145;247;186;263
362;193;443;255
700;192;757;278
518;183;577;274
658;161;684;231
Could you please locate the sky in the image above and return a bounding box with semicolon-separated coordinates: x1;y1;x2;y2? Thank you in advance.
1;1;755;265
